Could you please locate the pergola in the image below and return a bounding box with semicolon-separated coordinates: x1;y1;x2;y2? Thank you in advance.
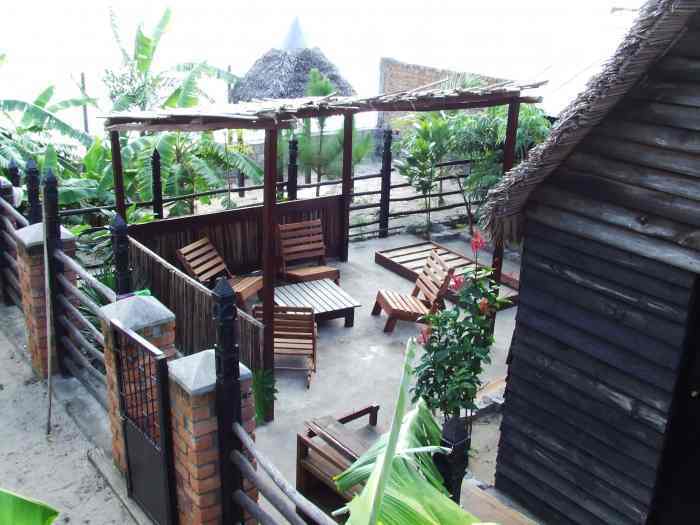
103;82;541;418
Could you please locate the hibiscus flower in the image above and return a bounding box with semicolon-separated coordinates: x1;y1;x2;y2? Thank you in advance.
471;230;486;256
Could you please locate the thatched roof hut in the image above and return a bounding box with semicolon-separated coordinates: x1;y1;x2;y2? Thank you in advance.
482;0;700;523
231;19;354;103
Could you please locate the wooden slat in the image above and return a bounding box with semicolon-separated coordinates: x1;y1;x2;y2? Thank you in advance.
632;80;700;107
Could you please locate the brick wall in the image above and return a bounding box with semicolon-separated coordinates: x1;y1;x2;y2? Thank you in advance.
169;366;256;525
14;224;76;377
377;57;506;128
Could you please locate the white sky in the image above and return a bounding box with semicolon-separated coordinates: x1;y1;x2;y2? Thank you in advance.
2;0;645;133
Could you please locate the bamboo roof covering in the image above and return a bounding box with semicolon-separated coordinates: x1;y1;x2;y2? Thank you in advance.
103;81;543;132
484;0;700;241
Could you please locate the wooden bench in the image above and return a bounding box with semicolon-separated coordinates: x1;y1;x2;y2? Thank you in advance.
176;237;263;309
253;305;317;388
371;250;453;333
278;219;340;284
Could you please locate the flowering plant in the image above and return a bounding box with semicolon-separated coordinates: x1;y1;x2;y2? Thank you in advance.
411;230;505;419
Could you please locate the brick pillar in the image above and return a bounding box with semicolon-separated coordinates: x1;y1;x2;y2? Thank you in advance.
100;295;176;474
168;350;256;525
14;222;76;377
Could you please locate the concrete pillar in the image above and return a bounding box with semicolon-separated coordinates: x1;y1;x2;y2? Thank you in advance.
168;350;256;525
14;222;76;377
100;295;176;474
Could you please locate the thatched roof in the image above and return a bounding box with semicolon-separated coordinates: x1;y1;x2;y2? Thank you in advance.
484;0;700;241
103;80;543;132
231;47;355;103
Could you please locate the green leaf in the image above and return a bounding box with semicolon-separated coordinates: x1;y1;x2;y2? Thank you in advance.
47;96;98;113
0;488;59;525
32;86;55;109
134;26;155;74
0;99;92;146
109;7;131;63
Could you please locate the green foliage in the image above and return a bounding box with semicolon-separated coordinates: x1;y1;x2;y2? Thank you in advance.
335;342;482;525
251;369;277;424
0;488;59;525
412;251;506;419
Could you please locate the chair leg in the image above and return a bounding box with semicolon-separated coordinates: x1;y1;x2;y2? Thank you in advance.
371;300;382;316
384;317;398;333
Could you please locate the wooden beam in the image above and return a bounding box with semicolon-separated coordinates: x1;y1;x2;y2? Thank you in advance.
491;100;520;307
340;114;353;262
262;128;278;422
109;131;127;220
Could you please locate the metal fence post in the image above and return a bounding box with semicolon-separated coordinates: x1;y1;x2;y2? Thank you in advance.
287;137;298;201
213;277;243;523
43;169;66;374
237;171;246;197
379;128;393;238
151;149;164;220
8;160;20;187
26;160;42;224
111;214;131;296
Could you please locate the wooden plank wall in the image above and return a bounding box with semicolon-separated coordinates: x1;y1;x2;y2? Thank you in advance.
496;14;700;525
127;196;345;275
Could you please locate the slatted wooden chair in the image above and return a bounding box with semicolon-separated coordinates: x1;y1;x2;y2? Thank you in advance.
371;249;454;333
277;219;340;284
253;305;317;388
176;237;263;309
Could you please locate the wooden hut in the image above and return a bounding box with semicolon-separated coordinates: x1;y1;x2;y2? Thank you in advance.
484;0;700;523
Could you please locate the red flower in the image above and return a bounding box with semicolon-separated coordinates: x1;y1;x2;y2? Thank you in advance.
479;298;490;315
471;230;486;256
416;326;430;345
450;275;465;291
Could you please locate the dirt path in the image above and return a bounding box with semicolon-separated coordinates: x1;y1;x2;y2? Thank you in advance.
0;325;132;524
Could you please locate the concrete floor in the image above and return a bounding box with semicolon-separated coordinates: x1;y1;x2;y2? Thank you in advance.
256;232;519;500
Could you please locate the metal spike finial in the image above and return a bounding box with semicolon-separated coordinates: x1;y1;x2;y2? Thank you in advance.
43;168;57;186
26;158;38;171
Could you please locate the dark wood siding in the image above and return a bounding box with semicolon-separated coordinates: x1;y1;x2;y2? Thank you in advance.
497;224;695;524
497;24;700;524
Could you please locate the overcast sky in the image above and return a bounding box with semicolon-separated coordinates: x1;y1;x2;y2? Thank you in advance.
2;0;644;132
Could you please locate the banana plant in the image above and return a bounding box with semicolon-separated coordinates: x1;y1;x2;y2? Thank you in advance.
334;341;485;525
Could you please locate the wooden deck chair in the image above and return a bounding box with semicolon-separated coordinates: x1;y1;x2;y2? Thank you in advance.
176;237;263;309
371;250;454;333
253;305;317;388
277;219;340;284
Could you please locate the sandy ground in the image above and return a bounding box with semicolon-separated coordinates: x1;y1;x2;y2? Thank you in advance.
0;326;132;524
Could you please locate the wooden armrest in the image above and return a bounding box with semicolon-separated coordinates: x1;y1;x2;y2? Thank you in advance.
337;405;380;426
297;432;351;471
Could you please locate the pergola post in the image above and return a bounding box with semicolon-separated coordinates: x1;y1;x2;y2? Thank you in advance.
262;128;278;421
109;131;127;221
491;100;520;295
340;114;353;262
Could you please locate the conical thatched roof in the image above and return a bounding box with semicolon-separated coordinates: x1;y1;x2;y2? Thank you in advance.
231;47;355;103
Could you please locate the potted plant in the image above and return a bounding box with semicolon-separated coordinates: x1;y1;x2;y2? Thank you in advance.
411;232;502;500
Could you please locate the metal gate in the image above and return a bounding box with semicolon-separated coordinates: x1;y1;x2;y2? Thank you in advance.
113;320;178;525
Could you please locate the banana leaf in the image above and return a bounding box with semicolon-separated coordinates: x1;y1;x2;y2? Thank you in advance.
334;341;485;525
0;488;59;525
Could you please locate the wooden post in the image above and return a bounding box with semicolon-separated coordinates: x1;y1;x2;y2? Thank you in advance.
262;128;278;421
491;101;520;316
80;72;89;134
0;179;13;305
109;131;127;221
151;149;163;219
111;214;131;296
42;169;66;374
287;137;298;201
213;277;243;523
379;128;393;238
237;171;245;197
340;114;354;262
26;159;42;224
8;160;20;187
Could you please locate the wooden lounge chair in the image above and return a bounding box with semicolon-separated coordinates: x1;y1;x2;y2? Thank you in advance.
253;305;317;388
371;249;453;333
277;219;340;284
176;237;263;309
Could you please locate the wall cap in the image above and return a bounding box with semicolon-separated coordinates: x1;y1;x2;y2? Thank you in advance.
168;349;252;396
14;222;75;249
101;295;175;332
